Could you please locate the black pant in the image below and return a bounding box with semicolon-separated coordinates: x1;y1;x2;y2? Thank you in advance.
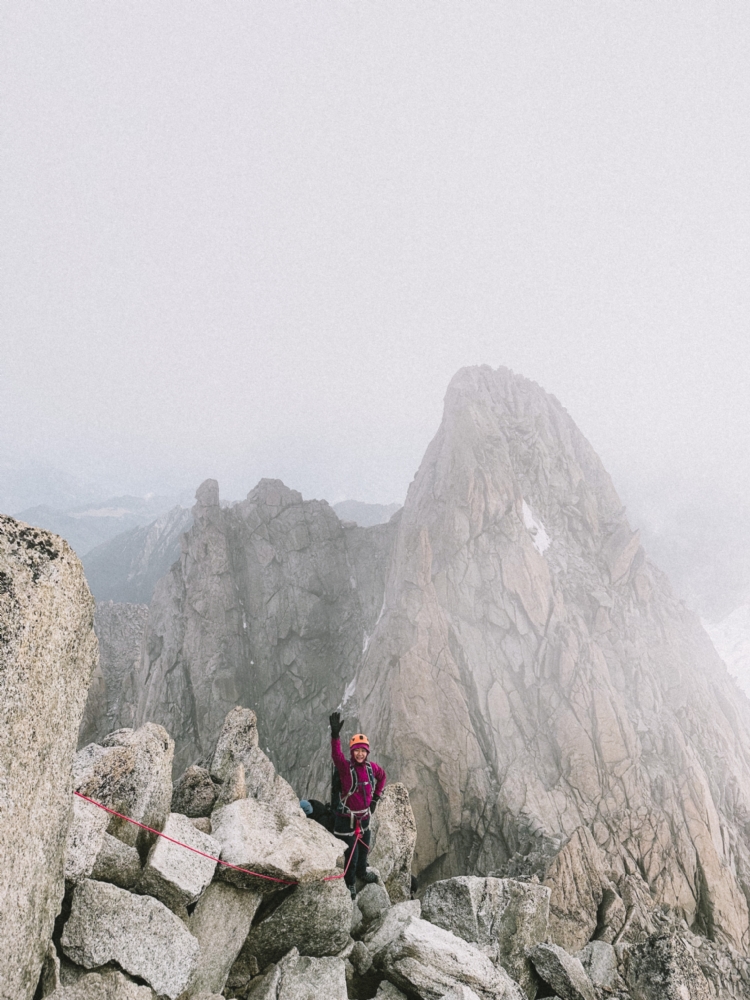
334;814;371;887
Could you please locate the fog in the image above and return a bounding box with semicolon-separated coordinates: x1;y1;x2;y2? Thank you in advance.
2;4;750;609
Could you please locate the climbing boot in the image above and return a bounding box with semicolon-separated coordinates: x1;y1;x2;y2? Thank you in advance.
359;869;379;885
349;884;357;899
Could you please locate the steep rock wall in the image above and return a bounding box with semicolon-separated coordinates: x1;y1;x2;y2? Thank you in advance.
357;366;750;949
123;365;750;952
0;515;98;1000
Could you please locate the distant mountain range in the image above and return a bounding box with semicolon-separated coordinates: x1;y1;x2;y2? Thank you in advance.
14;495;183;558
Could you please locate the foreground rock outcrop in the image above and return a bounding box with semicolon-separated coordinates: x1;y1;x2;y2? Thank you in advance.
0;515;98;1000
21;702;750;999
88;365;750;959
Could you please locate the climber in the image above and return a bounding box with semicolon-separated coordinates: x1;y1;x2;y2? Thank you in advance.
329;710;387;899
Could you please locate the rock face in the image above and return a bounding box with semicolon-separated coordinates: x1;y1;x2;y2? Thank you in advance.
116;365;750;954
127;479;394;781
80;602;150;744
356;366;750;952
0;515;98;1000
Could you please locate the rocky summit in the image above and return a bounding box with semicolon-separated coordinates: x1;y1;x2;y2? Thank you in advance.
8;704;750;1000
10;363;750;997
100;365;750;959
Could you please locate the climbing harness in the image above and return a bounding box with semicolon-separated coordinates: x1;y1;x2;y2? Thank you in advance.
335;760;376;829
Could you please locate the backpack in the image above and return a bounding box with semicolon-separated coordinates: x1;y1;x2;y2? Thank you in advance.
331;760;375;815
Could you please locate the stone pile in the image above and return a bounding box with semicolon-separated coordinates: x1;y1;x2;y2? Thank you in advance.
32;703;750;1000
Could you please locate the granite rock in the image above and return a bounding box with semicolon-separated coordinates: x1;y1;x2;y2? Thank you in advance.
188;882;262;997
64;794;110;884
171;765;217;818
421;876;549;997
0;515;97;1000
210;796;342;890
60;879;199;999
369;782;417;904
90;832;142;889
576;940;620;991
527;943;596;1000
625;933;713;1000
240;878;352;969
376;914;525;999
245;947;348;1000
137;811;220;913
73;723;173;857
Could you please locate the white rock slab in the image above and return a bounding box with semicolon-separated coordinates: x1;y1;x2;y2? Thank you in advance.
211;796;343;890
378;915;525;1000
189;882;262;996
64;796;110;883
60;879;199;999
137;812;220;912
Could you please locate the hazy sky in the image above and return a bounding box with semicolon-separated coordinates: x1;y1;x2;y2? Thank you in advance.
2;3;749;521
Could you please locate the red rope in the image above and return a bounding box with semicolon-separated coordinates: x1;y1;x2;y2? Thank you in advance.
74;790;358;887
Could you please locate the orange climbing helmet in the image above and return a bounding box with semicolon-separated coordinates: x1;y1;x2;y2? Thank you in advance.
349;733;370;753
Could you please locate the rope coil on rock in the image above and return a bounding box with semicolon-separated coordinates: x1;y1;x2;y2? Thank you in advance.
73;790;360;886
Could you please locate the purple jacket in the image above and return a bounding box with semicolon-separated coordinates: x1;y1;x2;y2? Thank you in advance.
331;738;387;813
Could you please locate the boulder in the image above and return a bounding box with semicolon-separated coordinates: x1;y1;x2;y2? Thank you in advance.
421;876;549;997
64;795;110;883
0;515;98;1000
188;882;262;996
356;882;392;932
60;879;199;999
73;723;174;857
210;796;343;890
527;943;596;1000
361;900;422;968
210;707;299;809
171;765;217;817
369;783;417;903
376;915;525;999
626;933;713;1000
576;940;620;991
137;812;220;913
245;947;348;1000
240;878;352;969
90;832;142;889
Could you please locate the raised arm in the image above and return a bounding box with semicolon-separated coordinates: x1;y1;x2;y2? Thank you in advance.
329;711;353;794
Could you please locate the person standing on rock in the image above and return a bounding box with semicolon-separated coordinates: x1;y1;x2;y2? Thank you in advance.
329;710;386;898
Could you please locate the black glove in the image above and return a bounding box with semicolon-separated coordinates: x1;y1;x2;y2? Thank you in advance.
329;711;344;739
370;794;380;813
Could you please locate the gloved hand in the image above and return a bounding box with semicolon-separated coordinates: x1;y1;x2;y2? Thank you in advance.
370;794;380;813
329;711;344;739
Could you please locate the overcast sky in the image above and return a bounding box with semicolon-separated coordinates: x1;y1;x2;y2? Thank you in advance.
2;3;749;523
